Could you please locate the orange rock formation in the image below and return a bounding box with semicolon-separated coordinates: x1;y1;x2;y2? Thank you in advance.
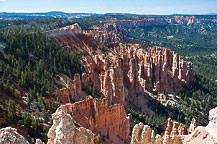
65;96;130;144
82;44;194;107
55;74;85;103
83;23;121;43
188;118;196;133
164;117;198;137
47;23;99;53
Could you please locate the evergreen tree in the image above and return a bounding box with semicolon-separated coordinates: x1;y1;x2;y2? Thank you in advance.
17;104;22;117
8;100;17;124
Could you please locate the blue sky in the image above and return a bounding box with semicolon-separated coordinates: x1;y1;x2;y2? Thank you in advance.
0;0;217;14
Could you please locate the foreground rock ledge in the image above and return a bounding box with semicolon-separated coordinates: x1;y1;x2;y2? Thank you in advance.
131;107;217;144
0;127;29;144
0;107;217;144
47;105;95;144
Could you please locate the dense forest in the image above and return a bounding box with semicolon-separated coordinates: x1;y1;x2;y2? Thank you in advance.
0;22;85;142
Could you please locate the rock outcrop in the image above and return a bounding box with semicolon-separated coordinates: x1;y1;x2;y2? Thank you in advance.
164;118;189;137
83;23;122;43
206;107;217;142
48;23;82;34
82;44;194;110
36;139;44;144
49;23;194;110
0;127;29;144
55;74;86;103
131;123;163;144
182;107;217;144
66;96;130;144
131;122;188;144
47;105;95;144
188;118;196;133
132;107;217;144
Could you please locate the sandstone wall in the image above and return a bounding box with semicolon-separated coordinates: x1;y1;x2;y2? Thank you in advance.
66;96;130;144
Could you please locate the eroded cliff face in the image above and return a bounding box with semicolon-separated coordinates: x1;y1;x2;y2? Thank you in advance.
105;16;217;29
47;105;95;144
50;23;194;107
65;96;130;144
82;43;194;110
48;23;195;144
131;107;217;144
47;23;99;53
83;23;122;43
55;74;87;103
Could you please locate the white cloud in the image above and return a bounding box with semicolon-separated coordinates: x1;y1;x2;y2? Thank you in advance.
0;0;6;1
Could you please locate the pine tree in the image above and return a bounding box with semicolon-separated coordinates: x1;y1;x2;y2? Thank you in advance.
32;118;39;140
42;108;47;121
8;100;17;124
17;104;22;117
23;112;31;128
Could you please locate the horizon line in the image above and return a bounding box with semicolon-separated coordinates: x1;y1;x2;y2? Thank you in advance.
0;11;217;16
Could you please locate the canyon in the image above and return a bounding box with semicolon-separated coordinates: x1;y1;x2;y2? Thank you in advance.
50;23;194;113
0;16;215;144
44;23;196;143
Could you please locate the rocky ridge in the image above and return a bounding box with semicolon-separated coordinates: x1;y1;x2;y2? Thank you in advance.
47;23;99;53
105;16;217;29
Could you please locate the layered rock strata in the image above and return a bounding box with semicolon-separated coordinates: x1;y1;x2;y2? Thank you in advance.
66;96;130;144
47;23;99;53
47;105;95;144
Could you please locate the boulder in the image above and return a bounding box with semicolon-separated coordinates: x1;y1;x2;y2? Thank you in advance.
0;127;29;144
